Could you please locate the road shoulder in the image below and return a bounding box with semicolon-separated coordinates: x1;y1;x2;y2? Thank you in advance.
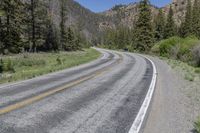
143;56;198;133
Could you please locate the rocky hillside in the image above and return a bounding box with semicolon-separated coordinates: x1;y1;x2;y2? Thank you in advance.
101;3;159;28
101;0;190;27
163;0;194;25
42;0;110;39
45;0;189;39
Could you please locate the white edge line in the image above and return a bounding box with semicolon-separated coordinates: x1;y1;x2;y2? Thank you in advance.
128;55;157;133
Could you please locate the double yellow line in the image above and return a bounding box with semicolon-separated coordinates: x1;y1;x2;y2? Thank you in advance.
0;54;122;115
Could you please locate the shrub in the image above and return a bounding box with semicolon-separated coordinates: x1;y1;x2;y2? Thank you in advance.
23;54;29;58
194;118;200;133
0;59;3;73
0;58;15;72
152;36;200;67
192;45;200;67
56;56;63;65
184;73;194;81
154;36;181;58
195;68;200;73
151;43;160;54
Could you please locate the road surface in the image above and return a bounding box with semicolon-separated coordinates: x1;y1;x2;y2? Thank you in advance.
0;48;155;133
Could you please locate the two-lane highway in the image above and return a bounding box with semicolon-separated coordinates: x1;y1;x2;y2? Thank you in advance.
0;48;156;133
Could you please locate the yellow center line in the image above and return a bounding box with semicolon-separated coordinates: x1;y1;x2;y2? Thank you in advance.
0;55;123;115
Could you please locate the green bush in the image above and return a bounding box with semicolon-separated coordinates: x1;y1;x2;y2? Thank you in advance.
192;45;200;67
195;68;200;73
152;36;200;66
159;36;181;57
0;59;3;73
184;73;194;81
0;58;15;72
56;56;63;65
194;118;200;133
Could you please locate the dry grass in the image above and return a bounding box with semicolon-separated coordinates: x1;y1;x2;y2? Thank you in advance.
0;48;100;84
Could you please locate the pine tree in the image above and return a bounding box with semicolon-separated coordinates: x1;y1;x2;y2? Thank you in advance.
45;21;60;51
103;29;115;49
0;19;3;54
164;6;176;39
64;27;75;51
192;0;200;38
45;0;59;51
154;9;165;41
60;0;68;50
0;0;24;54
73;30;84;50
179;0;192;37
26;0;48;52
30;0;36;52
0;3;3;53
134;0;154;52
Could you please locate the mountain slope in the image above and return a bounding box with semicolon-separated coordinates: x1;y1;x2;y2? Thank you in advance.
101;0;190;27
101;3;159;27
45;0;189;39
44;0;109;39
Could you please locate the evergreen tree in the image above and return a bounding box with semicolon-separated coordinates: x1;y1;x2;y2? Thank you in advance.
45;0;59;51
64;27;75;51
103;29;115;49
192;0;200;38
0;20;3;54
164;6;176;39
102;26;131;50
45;21;59;51
30;0;36;52
0;3;3;53
26;0;48;52
73;30;84;50
133;0;154;52
154;9;165;41
60;0;68;50
115;26;131;49
179;0;193;37
0;0;24;54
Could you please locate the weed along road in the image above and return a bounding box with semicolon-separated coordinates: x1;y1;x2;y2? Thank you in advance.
0;48;157;133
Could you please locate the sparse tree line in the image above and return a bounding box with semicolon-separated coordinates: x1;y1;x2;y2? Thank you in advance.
101;0;200;52
0;0;88;55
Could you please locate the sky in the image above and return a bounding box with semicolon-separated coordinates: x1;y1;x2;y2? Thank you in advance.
74;0;172;13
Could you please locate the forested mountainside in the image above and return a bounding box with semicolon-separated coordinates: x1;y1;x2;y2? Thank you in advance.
0;0;197;54
0;0;110;54
34;0;191;38
101;0;193;27
60;0;192;35
38;0;109;39
16;0;194;40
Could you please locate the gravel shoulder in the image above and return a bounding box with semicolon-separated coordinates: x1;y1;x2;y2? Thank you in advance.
143;56;200;133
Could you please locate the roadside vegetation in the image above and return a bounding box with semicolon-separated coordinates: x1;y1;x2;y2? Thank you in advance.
0;0;97;83
195;118;200;133
0;48;100;84
162;56;200;81
0;0;90;54
152;36;200;67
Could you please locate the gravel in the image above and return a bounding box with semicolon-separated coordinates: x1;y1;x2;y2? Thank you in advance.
143;56;200;133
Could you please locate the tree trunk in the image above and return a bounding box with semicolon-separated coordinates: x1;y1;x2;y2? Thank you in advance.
31;0;36;52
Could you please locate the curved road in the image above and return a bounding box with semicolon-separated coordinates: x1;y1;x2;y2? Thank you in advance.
0;48;155;133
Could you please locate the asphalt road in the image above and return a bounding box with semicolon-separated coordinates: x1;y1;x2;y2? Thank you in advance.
0;48;154;133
